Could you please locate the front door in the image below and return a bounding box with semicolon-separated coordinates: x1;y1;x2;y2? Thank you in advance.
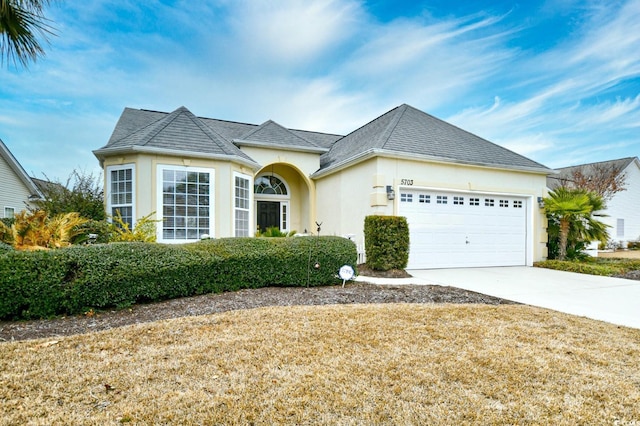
257;201;280;232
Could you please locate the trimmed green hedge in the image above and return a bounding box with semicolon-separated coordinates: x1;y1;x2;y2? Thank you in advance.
534;258;640;277
0;236;356;320
364;215;409;271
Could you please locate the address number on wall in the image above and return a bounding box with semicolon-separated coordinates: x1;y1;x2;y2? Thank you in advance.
400;179;414;185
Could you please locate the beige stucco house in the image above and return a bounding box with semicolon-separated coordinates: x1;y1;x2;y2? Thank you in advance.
94;104;552;268
0;138;43;218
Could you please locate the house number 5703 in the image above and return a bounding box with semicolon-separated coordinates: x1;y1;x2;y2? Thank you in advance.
400;179;413;185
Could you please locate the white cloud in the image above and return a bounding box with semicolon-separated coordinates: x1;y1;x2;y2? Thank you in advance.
2;0;639;178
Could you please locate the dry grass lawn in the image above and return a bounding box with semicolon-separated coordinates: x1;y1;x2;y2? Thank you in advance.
599;250;640;259
1;303;639;425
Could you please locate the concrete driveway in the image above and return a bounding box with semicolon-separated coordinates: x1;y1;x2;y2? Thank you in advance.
406;267;640;329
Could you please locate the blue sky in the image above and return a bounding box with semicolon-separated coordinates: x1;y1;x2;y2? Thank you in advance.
1;0;638;181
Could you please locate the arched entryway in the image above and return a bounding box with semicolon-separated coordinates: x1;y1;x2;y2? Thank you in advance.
254;173;290;233
254;163;313;235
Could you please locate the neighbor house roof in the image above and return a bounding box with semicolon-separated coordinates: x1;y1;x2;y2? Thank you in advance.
547;157;639;189
316;104;552;176
0;138;43;199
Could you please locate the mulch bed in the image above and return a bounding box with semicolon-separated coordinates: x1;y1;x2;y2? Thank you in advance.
0;281;516;342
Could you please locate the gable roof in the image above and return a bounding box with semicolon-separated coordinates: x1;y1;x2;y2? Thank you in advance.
0;138;43;199
97;104;552;177
317;104;551;176
95;107;258;168
547;157;639;189
234;120;328;153
96;107;342;167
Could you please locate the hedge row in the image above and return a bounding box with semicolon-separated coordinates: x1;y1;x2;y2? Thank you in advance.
0;236;357;320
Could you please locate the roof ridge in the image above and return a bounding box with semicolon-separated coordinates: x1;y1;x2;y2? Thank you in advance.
140;106;191;146
555;157;637;170
109;107;181;146
379;104;409;149
239;119;321;148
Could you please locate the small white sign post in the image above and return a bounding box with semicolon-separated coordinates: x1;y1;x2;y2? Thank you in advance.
339;265;355;288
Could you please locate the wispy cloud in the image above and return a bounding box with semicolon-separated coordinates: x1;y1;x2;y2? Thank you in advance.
0;0;638;178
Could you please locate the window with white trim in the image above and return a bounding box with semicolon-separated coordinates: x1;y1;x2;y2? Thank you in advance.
234;173;251;237
106;165;135;228
158;166;213;242
499;199;509;208
281;204;288;231
485;198;495;207
436;195;447;204
453;196;464;205
4;207;15;218
513;200;523;208
469;198;480;206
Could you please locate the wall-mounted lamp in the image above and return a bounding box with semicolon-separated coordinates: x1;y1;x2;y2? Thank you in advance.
386;185;395;200
537;196;545;209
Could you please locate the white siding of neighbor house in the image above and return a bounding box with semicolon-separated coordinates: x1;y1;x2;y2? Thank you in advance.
0;153;34;217
315;156;549;264
601;161;640;244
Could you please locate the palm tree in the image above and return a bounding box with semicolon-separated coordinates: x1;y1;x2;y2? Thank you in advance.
543;187;608;261
0;0;55;67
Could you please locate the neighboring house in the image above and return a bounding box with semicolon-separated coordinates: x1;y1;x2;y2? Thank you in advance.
548;157;640;246
93;104;553;269
0;138;43;218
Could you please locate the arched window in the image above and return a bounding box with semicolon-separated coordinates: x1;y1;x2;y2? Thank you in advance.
254;175;288;195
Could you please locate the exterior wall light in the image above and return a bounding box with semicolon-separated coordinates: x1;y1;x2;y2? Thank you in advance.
537;197;545;208
386;185;395;200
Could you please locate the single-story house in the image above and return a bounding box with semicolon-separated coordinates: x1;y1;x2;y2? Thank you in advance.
548;157;640;246
93;104;553;269
0;138;43;218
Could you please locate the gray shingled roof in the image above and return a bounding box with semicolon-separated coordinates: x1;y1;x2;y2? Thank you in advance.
318;104;551;174
97;107;340;164
234;120;328;152
98;104;551;176
547;157;637;189
97;107;256;164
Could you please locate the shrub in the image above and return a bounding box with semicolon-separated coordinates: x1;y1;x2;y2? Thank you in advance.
110;211;158;242
255;227;297;237
535;258;640;277
628;241;640;250
2;210;88;250
0;236;357;320
364;215;409;271
74;219;113;244
186;236;355;290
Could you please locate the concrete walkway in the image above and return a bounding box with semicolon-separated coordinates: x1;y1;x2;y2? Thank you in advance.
357;266;640;329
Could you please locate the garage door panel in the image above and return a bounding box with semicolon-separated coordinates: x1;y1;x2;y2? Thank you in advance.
400;190;527;269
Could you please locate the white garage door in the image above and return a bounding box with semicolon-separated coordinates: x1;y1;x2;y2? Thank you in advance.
399;190;527;269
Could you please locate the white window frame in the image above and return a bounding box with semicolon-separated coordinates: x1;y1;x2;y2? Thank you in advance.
254;172;290;233
3;207;15;218
280;201;290;233
233;172;253;237
156;165;215;243
106;164;136;228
